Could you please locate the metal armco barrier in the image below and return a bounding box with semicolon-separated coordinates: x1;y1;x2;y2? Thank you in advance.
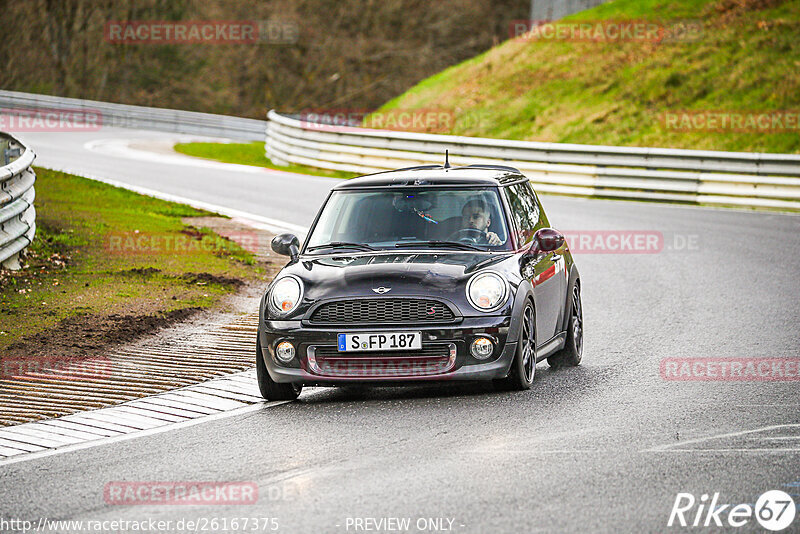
0;133;36;269
265;110;800;211
0;90;266;141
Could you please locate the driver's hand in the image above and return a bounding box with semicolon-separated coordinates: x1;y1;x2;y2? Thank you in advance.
486;231;501;245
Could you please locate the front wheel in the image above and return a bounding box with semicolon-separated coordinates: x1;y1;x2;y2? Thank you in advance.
256;336;302;401
548;282;583;368
495;302;535;391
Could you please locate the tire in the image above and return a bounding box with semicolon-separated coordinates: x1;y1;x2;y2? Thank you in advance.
256;336;302;401
548;281;583;368
494;301;536;391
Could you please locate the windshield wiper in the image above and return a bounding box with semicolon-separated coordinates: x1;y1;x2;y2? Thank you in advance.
395;240;485;251
306;242;377;252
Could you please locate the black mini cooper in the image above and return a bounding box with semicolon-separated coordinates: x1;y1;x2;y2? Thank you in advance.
257;164;583;400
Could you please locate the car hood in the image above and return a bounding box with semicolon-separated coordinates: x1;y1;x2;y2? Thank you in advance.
278;251;512;304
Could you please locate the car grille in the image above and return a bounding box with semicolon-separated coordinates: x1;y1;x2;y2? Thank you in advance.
308;298;455;325
308;343;457;378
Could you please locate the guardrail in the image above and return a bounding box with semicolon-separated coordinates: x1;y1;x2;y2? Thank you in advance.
0;90;266;141
0;132;36;270
265;110;800;210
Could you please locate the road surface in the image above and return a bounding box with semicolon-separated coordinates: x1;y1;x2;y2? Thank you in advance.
1;123;798;533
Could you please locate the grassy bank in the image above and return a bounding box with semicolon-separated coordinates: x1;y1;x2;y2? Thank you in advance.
0;168;270;357
377;0;800;154
173;141;357;179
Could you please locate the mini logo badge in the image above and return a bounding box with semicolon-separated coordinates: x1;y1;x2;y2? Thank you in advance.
372;286;391;294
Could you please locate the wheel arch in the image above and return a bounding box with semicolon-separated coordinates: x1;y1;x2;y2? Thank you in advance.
558;264;581;334
507;279;535;345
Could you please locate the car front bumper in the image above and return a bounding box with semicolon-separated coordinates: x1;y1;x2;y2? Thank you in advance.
259;316;515;386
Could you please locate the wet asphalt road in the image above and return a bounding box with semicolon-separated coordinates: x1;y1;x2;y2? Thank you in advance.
0;125;799;533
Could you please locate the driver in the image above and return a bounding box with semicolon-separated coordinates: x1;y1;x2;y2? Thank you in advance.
459;199;501;245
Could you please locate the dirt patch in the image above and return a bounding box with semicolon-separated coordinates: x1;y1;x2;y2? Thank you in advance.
182;272;245;289
2;307;202;367
122;267;162;277
711;0;785;14
180;227;206;240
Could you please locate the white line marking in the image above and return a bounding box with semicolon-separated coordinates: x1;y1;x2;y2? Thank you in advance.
87;409;170;429
0;368;294;467
21;423;105;441
0;446;26;458
647;424;800;452
83;137;302;177
0;437;44;452
133;398;217;415
60;414;141;433
36;419;119;438
650;449;800;453
0;427;81;446
165;391;247;410
0;401;289;467
113;406;188;423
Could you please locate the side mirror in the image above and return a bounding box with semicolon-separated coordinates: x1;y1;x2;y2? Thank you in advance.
271;233;300;260
529;228;565;255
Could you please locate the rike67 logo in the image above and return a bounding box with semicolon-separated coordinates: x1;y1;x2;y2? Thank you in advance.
668;490;796;531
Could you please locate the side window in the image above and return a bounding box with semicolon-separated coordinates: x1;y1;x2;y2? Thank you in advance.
526;183;548;231
504;182;540;246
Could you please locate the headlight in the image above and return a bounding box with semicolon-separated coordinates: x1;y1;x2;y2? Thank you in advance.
269;276;303;315
466;271;508;311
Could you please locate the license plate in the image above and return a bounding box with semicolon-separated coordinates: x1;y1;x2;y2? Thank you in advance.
338;332;422;352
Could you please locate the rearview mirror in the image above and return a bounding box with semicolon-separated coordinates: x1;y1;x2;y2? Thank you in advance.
529;228;565;255
271;233;300;260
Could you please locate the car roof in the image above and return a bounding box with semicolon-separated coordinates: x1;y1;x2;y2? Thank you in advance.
332;164;528;190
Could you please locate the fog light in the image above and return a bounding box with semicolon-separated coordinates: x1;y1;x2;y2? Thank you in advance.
275;341;296;363
470;337;494;360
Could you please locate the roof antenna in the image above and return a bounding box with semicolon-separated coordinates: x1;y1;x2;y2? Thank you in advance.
444;150;451;169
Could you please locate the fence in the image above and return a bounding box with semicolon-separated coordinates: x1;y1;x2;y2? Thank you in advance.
265;111;800;211
0;90;266;141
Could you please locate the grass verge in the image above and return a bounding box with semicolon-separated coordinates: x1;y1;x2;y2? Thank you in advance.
173;141;358;179
376;0;800;154
0;167;271;358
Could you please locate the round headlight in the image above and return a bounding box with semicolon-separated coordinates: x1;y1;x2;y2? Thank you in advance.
470;337;494;360
467;271;508;311
270;276;303;315
275;341;296;363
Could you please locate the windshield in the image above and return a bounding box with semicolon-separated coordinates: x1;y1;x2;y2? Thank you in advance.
305;188;512;253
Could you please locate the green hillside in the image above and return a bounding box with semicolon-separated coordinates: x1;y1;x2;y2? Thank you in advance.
377;0;800;153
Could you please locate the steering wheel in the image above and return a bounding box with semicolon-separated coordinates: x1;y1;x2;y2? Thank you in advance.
448;228;486;244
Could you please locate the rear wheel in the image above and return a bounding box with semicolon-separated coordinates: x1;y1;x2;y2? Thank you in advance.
495;302;535;391
256;336;302;401
548;282;583;368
